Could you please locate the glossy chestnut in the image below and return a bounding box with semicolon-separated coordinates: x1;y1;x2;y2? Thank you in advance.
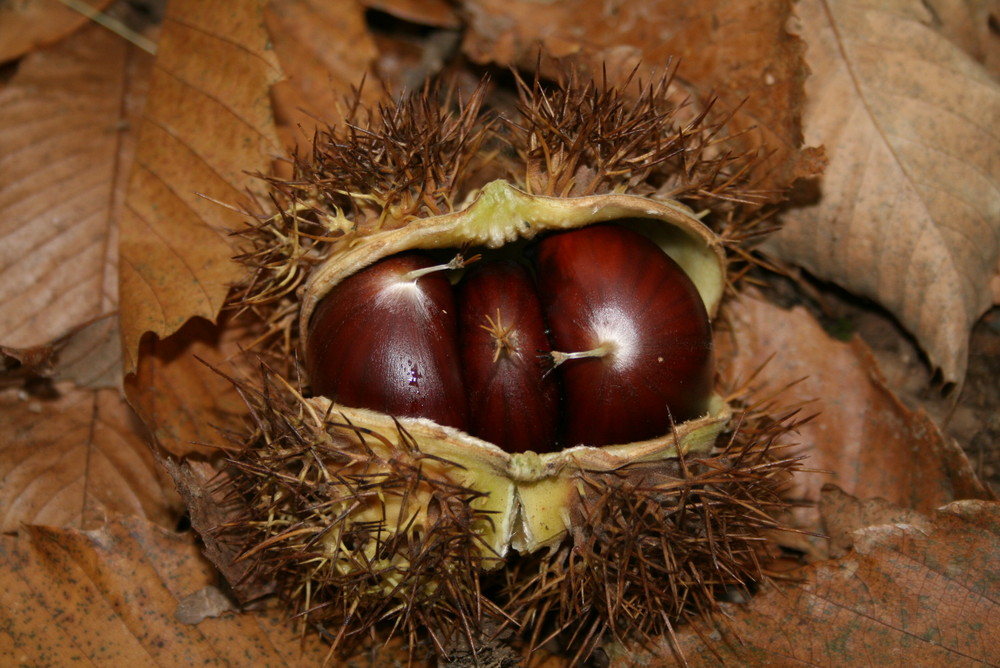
458;261;559;453
305;253;468;431
535;225;714;447
303;184;721;456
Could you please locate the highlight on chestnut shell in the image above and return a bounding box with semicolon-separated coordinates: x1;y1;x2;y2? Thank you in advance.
303;223;715;453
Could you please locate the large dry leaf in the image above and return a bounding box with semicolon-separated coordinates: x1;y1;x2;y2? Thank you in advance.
460;0;825;198
0;21;149;349
0;516;332;666
718;291;989;549
265;0;380;155
0;385;179;533
629;496;1000;666
923;0;1000;77
0;0;114;63
118;0;283;375
123;316;253;458
765;0;1000;385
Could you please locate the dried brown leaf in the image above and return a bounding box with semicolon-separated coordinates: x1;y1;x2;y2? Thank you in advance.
0;21;149;349
361;0;461;28
1;315;122;390
0;0;114;63
123;316;252;458
265;0;380;156
717;291;990;550
0;516;332;665
765;0;1000;385
118;0;283;375
632;496;1000;666
460;0;824;198
0;385;179;533
922;0;1000;75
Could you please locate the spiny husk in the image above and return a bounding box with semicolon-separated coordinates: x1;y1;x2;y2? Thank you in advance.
218;368;507;658
302;394;731;557
290;107;737;561
218;366;803;662
502;406;805;663
298;79;496;229
228;69;764;353
507;66;768;204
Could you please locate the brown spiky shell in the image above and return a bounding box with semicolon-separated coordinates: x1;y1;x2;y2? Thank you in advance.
218;71;800;662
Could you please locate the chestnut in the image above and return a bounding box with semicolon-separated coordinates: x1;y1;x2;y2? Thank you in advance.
305;253;468;431
458;261;559;453
535;225;714;447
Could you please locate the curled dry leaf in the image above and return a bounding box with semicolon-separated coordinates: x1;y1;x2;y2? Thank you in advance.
174;586;237;625
159;457;273;605
0;21;149;349
0;0;114;63
459;0;825;198
39;315;123;389
632;494;1000;666
766;0;1000;385
0;385;179;533
818;483;926;558
361;0;462;28
1;315;122;390
0;516;332;666
118;0;283;375
717;291;990;551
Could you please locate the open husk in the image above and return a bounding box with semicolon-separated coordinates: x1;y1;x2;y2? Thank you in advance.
299;179;732;556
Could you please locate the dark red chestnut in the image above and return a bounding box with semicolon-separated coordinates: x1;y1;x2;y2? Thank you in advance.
458;262;559;453
306;253;468;431
535;225;713;447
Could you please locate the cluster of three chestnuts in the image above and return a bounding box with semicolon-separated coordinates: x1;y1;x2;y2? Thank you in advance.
305;223;714;454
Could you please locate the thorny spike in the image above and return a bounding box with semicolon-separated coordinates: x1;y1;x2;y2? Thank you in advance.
506;64;765;203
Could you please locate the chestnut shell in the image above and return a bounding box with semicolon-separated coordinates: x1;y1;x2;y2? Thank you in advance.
536;225;713;446
305;253;468;431
458;261;559;453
